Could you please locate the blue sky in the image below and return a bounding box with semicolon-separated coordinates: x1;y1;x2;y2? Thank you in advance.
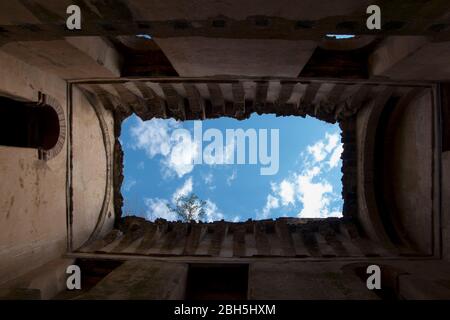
120;114;343;222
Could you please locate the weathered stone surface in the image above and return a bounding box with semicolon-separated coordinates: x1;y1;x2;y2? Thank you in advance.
76;216;403;258
76;80;391;123
248;262;378;300
0;288;41;300
78;261;187;300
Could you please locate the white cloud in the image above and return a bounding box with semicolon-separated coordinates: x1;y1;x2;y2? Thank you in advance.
259;194;280;219
307;141;327;162
261;130;343;219
203;172;213;185
130;117;178;158
327;210;343;218
277;179;295;206
172;177;193;203
232;215;241;222
130;117;198;178
224;140;236;164
163;129;199;177
200;135;236;166
226;169;237;186
204;199;224;222
123;178;137;192
328;143;343;169
295;166;334;218
137;161;145;170
145;177;193;222
324;132;340;153
203;172;217;190
306;132;340;163
144;198;177;221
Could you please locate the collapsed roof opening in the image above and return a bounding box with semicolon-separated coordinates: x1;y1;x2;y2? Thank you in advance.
119;113;344;222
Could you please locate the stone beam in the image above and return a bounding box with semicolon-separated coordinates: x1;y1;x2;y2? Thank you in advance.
231;82;246;119
299;82;321;117
276;82;295;106
111;83;151;119
370;36;450;81
183;83;205;119
335;84;372;120
254;81;269;113
160;83;186;120
133;82;167;119
154;38;317;77
314;83;344;123
78;84;121;113
1;37;121;79
207;83;225;117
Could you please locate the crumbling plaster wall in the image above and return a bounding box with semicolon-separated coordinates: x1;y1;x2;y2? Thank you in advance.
0;50;114;285
369;37;450;81
71;86;116;249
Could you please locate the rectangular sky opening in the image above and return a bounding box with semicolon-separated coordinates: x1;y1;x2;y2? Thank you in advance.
119;114;343;222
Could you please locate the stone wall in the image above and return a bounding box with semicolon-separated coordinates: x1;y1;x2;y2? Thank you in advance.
382;90;433;255
0;51;114;285
355;88;434;255
70;87;116;249
248;259;450;299
0;51;68;285
46;257;450;300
